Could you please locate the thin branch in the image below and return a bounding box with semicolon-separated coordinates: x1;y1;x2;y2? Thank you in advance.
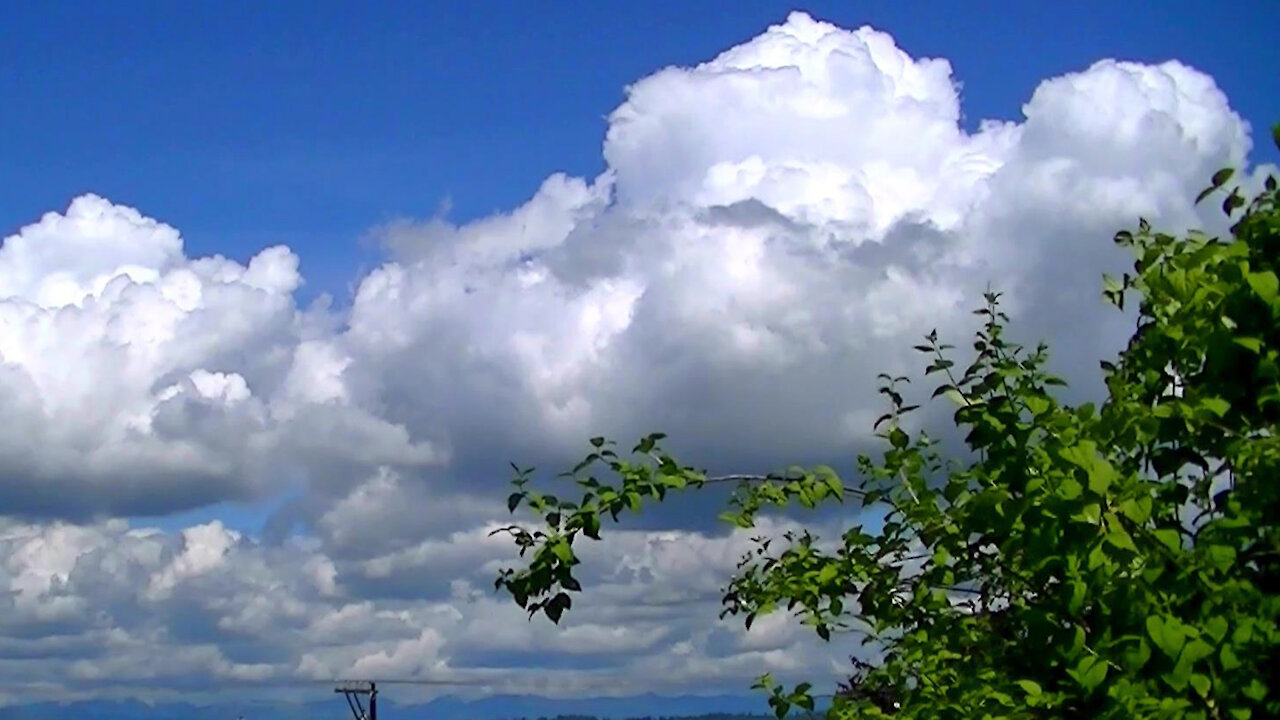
704;473;872;498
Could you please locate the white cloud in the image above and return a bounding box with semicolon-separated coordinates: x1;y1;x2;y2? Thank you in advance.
1;9;1275;707
146;521;241;599
0;514;851;703
0;197;441;519
332;12;1259;483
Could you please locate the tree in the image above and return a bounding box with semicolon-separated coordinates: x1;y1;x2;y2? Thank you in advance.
491;130;1280;719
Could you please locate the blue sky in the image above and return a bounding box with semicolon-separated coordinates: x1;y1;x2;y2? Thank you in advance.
4;1;1276;305
1;2;1277;708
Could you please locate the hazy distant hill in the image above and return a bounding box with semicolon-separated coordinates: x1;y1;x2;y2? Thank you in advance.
0;692;791;720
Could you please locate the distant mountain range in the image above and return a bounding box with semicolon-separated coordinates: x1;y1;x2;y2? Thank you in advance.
0;692;782;720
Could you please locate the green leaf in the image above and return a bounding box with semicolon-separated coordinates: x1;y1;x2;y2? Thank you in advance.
926;358;954;374
1124;638;1152;671
933;547;950;567
1166;654;1192;692
1058;441;1115;494
544;592;571;624
889;427;909;449
1058;477;1083;500
1071;571;1093;608
1203;616;1228;644
1220;643;1242;670
1223;188;1246;214
1087;542;1108;572
507;493;523;513
815;465;843;499
1024;393;1051;416
1147;616;1187;659
1069;654;1108;692
1103;274;1123;295
1205;544;1236;571
1211;167;1235;187
1119;496;1152;524
551;540;574;563
1199;396;1230;419
1153;528;1182;552
1246;270;1279;306
1234;336;1264;353
1106;527;1137;553
1182;638;1214;665
816;563;839;585
1015;679;1042;697
582;512;602;540
1189;673;1210;698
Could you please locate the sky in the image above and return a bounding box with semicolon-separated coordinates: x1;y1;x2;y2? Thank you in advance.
5;1;1277;300
1;0;1278;711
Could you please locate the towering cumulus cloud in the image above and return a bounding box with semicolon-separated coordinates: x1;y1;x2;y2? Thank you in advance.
0;11;1270;704
342;13;1257;478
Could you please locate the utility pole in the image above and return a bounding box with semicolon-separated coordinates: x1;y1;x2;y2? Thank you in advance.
334;681;377;720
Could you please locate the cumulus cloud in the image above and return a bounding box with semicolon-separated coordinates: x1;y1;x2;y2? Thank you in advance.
1;9;1274;706
0;197;440;519
333;12;1261;486
0;515;847;703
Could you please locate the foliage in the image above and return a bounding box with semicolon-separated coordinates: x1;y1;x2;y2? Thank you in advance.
508;715;814;720
492;133;1280;718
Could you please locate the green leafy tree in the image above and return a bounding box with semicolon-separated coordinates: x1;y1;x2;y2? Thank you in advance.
492;131;1280;719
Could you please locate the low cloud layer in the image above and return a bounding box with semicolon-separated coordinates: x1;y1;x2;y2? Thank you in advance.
0;11;1273;704
0;515;841;704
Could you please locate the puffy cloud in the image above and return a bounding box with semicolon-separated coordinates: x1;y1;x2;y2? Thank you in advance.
334;12;1260;487
604;13;979;224
1;8;1275;707
0;515;848;703
0;197;440;519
